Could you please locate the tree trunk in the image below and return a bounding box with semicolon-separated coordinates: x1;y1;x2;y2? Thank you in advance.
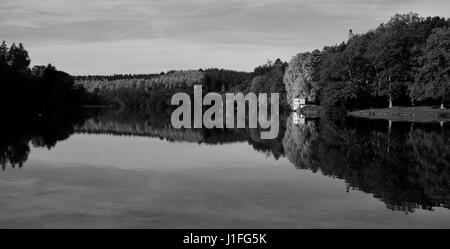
388;75;393;108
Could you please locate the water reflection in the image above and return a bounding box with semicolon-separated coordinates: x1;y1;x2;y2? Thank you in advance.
0;110;95;169
284;116;450;212
1;108;450;214
76;108;287;159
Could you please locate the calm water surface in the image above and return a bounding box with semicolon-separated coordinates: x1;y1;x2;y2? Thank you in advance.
0;109;449;228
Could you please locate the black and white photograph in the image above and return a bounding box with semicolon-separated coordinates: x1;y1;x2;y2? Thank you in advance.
1;0;449;237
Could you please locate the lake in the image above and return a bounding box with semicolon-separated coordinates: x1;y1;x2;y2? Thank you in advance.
0;109;449;228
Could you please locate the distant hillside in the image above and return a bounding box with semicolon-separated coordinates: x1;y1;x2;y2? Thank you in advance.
73;60;289;109
75;70;205;92
74;70;206;109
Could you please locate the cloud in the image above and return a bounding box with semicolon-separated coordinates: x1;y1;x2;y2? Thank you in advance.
1;0;449;74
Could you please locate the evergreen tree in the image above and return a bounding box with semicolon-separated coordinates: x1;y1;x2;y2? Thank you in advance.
0;41;8;70
7;42;31;71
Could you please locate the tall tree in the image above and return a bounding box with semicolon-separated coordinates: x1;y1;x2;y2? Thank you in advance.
312;12;450;110
414;27;450;108
284;50;321;108
0;40;8;70
366;13;424;108
7;42;31;72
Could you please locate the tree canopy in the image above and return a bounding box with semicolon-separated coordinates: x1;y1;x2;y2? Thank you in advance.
285;13;450;110
0;41;95;112
412;27;450;107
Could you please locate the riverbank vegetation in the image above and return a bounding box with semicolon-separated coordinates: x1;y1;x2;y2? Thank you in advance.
77;13;449;114
3;12;448;116
284;13;450;112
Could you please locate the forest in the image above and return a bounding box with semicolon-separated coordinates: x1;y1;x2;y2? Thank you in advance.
2;13;449;113
75;58;289;109
0;41;96;113
74;13;450;112
285;13;450;111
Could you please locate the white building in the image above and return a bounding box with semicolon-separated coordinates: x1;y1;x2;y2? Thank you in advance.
293;98;306;110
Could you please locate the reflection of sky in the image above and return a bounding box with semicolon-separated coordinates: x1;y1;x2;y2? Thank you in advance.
1;0;450;74
0;134;449;228
29;134;275;171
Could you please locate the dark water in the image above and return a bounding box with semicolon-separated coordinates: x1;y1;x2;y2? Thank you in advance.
1;109;449;228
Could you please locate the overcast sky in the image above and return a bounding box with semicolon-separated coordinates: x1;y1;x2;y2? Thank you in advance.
1;0;449;75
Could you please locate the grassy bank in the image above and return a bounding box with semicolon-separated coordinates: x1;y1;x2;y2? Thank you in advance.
348;106;450;123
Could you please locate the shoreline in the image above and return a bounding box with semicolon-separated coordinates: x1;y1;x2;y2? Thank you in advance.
348;106;450;123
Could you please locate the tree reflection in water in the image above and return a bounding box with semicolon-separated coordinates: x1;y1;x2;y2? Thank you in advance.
283;115;450;212
1;108;449;213
0;109;97;170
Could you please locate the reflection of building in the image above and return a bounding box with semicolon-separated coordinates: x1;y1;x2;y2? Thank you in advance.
293;112;305;125
293;98;306;110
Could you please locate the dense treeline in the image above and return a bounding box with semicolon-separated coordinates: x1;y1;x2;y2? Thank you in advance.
76;70;205;109
75;58;290;109
249;59;289;106
0;41;95;112
203;68;252;92
75;12;450;112
5;12;449;113
285;13;450;111
202;59;288;97
74;72;166;81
